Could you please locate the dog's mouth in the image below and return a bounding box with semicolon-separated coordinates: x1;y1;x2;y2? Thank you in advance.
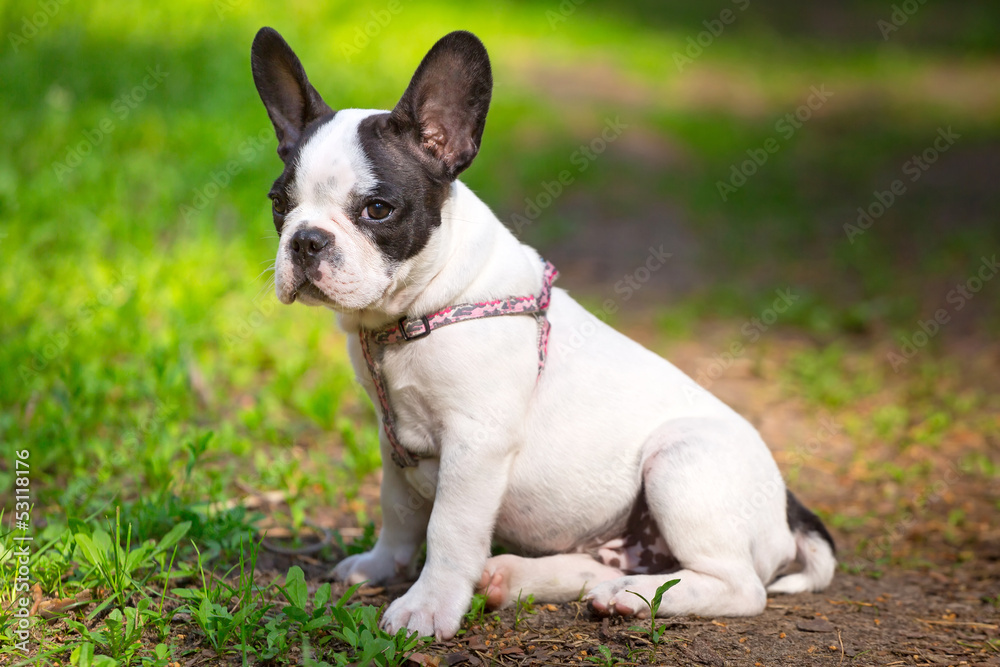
289;278;332;305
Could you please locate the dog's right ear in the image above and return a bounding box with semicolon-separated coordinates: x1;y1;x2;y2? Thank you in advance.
251;27;333;162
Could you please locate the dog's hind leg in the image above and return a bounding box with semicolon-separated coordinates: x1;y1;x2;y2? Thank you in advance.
477;553;622;609
586;417;796;618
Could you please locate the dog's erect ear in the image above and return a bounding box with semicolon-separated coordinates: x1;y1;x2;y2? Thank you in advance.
251;27;333;162
389;31;492;181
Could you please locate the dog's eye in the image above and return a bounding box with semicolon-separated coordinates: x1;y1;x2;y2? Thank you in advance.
362;200;394;221
271;195;287;215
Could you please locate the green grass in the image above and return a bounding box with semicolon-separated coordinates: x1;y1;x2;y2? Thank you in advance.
2;0;999;663
626;578;681;661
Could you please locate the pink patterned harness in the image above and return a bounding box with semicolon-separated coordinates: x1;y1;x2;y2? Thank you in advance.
359;261;559;468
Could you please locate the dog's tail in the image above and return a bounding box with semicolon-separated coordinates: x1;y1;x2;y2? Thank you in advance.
766;490;836;594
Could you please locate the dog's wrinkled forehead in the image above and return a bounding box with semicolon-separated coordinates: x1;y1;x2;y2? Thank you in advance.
292;108;381;206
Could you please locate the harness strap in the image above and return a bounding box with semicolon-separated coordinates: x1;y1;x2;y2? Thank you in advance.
360;260;559;468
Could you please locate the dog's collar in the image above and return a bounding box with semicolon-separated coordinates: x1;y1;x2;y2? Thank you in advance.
359;260;559;468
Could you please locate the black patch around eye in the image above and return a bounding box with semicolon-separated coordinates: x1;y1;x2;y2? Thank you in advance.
271;208;286;234
265;112;337;235
354;113;450;263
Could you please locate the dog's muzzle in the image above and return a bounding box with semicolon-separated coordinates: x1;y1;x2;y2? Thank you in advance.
289;226;335;271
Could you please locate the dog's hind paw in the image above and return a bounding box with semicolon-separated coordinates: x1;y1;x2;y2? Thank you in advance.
477;557;512;609
584;577;650;618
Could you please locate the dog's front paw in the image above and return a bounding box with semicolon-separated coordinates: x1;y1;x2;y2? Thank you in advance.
380;581;469;641
330;550;404;586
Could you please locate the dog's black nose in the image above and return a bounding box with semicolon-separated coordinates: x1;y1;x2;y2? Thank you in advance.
289;227;333;264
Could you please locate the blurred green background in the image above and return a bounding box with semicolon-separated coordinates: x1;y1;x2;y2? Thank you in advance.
1;0;999;554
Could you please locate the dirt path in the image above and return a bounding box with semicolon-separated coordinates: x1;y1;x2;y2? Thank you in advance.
319;566;998;666
263;511;1000;667
260;326;999;667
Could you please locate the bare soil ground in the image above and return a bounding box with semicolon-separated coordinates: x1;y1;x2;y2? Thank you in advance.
250;324;1000;667
247;558;999;667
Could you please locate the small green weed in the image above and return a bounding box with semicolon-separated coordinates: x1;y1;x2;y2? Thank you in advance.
0;609;13;649
462;592;492;630
513;591;536;631
584;644;623;666
70;642;121;667
325;587;424;666
261;565;327;661
140;643;175;667
259;571;424;666
75;602;151;666
62;511;191;666
174;537;270;659
627;578;681;660
65;596;168;666
73;508;191;610
120;489;260;565
68;641;174;667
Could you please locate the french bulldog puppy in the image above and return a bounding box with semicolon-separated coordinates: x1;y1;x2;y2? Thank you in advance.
250;27;835;641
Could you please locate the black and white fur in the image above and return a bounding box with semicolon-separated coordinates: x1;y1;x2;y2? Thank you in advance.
250;28;836;641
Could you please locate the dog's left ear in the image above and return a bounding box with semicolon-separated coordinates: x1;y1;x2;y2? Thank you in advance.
389;31;492;181
251;27;333;162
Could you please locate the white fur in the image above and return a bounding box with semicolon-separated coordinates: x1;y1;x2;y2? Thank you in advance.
283;115;835;641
